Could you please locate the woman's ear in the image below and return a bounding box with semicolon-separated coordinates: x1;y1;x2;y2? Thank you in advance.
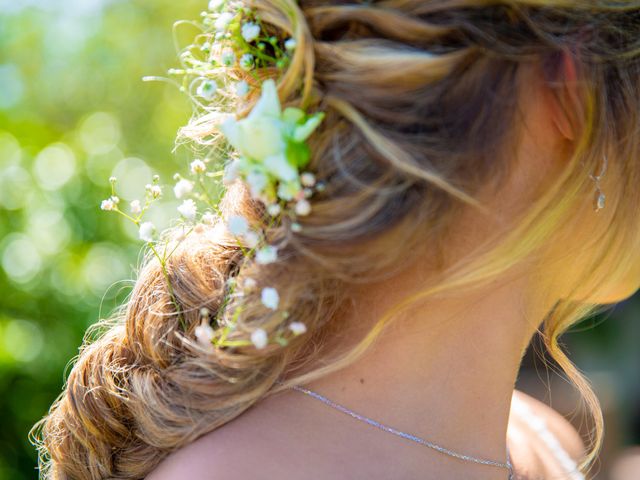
546;50;584;141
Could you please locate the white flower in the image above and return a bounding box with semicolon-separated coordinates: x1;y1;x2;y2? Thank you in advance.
244;231;260;248
251;328;268;349
267;204;281;216
227;215;249;236
220;80;284;159
195;321;215;350
130;199;142;214
235;80;249;97
291;222;302;232
301;172;316;187
139;222;155;243
173;178;194;199
255;245;278;264
261;287;279;310
264;153;298;182
241;22;260;42
239;53;254;71
178;199;197;221
295;199;311;216
220;48;236;66
284;38;297;51
243;277;257;291
215;12;234;31
208;0;224;11
146;184;162;198
197;79;218;101
289;322;307;335
190;159;207;174
201;212;216;225
100;198;116;211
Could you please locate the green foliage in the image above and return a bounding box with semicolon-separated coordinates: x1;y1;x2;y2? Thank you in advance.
0;1;203;478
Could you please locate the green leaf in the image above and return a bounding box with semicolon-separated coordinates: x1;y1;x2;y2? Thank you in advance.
286;140;310;168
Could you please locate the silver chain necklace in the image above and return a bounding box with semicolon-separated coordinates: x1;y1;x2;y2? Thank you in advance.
287;384;514;480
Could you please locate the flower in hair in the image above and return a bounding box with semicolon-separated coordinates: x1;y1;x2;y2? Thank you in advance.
220;79;324;206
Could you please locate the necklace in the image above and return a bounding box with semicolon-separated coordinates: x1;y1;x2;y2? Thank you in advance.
287;384;514;480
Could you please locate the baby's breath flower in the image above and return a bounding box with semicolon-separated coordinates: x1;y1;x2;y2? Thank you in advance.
110;195;120;205
244;231;260;248
174;178;194;199
289;321;307;335
215;12;234;31
196;79;218;101
130;199;142;214
194;320;215;350
295;199;311;216
267;203;281;216
201;212;216;225
178;199;197;221
251;328;268;349
301;172;316;187
241;22;260;42
261;287;279;310
284;38;297;51
239;53;254;71
208;0;224;11
100;198;116;211
109;176;117;184
255;245;277;264
139;222;155;243
291;222;302;232
145;183;162;199
220;48;236;66
235;80;249;97
246;170;268;198
227;215;249;236
190;159;207;174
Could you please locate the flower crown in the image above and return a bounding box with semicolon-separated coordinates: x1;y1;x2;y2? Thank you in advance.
101;0;324;352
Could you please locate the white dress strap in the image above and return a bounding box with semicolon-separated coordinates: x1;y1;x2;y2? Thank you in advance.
511;397;586;480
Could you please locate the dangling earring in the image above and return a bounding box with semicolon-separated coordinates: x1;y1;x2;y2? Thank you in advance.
590;155;607;212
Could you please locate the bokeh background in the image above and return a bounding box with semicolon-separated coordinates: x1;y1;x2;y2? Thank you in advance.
0;1;638;479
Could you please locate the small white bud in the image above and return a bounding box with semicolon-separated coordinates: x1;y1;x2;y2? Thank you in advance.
100;199;116;211
284;38;297;51
139;222;155;243
261;287;279;310
267;204;281;216
251;328;268;349
256;245;278;264
239;53;254;71
300;172;316;187
295;199;311;216
289;322;307;335
177;199;197;221
173;179;194;199
227;215;249;236
130;199;142;215
241;22;260;43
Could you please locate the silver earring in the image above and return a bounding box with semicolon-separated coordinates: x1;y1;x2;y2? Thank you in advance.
589;155;607;212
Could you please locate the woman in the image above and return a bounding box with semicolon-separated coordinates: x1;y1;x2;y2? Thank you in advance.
33;0;640;479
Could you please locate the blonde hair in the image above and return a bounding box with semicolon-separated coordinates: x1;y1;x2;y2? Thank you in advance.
31;1;640;478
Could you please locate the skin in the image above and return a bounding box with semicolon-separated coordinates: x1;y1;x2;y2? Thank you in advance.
148;63;639;479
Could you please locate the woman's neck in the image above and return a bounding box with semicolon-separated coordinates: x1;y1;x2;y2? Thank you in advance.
295;255;553;478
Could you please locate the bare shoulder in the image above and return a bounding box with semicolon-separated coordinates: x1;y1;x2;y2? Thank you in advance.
146;393;303;480
508;390;586;479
